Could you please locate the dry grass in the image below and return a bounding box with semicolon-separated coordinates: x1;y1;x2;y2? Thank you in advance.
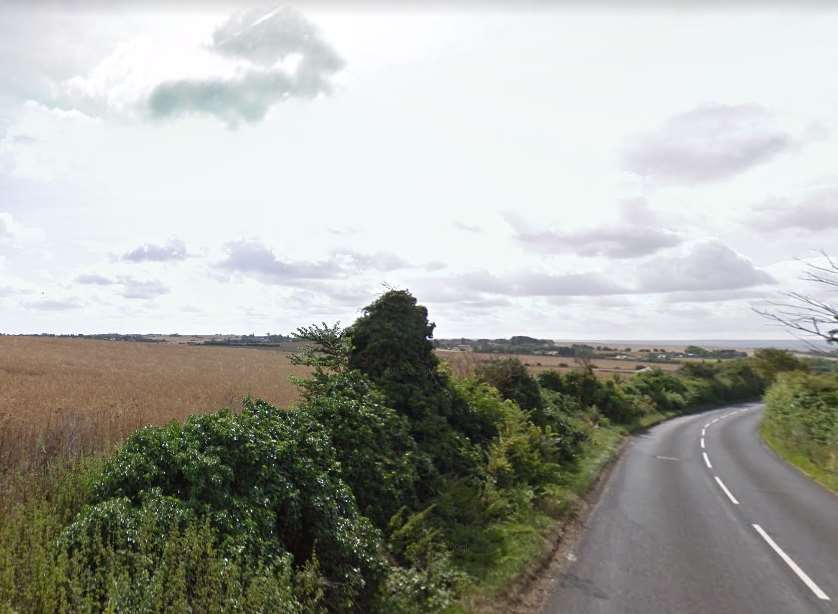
0;336;308;474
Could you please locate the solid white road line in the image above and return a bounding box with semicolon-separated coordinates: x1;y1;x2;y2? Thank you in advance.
752;524;831;601
703;452;713;468
700;437;705;449
714;476;739;505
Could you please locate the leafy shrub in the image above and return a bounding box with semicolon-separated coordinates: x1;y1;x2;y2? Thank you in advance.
296;369;420;528
475;358;544;414
764;372;838;486
71;401;387;611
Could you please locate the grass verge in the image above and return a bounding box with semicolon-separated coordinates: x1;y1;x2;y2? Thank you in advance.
760;420;838;494
451;411;676;613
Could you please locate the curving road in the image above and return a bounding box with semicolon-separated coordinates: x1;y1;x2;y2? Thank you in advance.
543;402;838;613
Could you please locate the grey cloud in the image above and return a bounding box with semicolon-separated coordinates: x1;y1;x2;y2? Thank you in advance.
120;278;169;300
752;186;838;231
123;239;187;263
26;298;82;311
638;241;775;292
622;103;795;184
212;6;343;71
148;7;343;127
505;213;681;258
218;239;344;283
664;289;767;303
76;273;116;285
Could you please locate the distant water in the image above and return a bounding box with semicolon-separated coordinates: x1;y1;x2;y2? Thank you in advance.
558;339;834;352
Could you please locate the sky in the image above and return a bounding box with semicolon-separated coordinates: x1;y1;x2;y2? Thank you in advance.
1;3;837;341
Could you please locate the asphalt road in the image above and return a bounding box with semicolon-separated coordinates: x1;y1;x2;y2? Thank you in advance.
543;402;838;614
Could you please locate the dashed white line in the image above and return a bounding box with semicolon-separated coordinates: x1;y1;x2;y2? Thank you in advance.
703;452;713;468
701;428;706;436
703;422;710;429
700;437;706;449
752;524;831;601
711;418;719;424
714;476;739;505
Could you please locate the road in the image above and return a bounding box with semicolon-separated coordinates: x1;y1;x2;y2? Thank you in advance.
543;402;838;613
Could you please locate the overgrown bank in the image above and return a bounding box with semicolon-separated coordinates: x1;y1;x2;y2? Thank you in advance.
762;371;838;493
0;291;797;612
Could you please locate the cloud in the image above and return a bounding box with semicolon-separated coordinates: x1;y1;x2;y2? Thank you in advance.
218;239;344;283
637;241;775;292
120;278;169;300
26;298;82;311
337;250;410;272
752;184;838;231
454;221;482;233
664;289;767;303
622;103;796;184
123;239;187;263
505;212;681;258
76;273;116;285
148;7;343;127
438;269;629;299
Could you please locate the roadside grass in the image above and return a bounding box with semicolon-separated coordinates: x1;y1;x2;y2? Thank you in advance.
450;422;626;613
760;421;838;494
448;409;679;613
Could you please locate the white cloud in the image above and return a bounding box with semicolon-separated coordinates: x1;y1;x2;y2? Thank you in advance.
622;103;797;184
637;241;776;292
752;182;838;232
148;7;344;127
505;212;682;259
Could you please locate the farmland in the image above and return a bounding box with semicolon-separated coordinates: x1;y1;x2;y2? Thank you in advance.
439;349;679;379
0;336;308;473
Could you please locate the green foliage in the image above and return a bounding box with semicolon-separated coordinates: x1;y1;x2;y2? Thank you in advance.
751;348;808;383
347;290;484;477
475;358;544;414
74;401;387;610
763;372;838;491
296;369;420;529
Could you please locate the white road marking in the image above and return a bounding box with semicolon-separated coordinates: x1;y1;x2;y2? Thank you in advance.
703;452;713;468
703;423;710;429
714;476;739;505
711;418;719;424
700;437;706;449
752;524;831;601
701;428;706;436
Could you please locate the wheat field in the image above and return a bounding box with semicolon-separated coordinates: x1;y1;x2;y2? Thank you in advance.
0;336;309;473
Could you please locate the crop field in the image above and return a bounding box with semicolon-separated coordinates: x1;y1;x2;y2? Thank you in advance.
0;336;308;473
439;350;680;379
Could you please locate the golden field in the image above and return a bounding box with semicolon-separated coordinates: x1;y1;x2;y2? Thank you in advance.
0;336;309;473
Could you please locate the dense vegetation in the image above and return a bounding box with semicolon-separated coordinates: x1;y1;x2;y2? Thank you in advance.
0;291;800;612
762;371;838;492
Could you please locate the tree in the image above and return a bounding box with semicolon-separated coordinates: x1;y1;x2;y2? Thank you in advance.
751;348;808;383
346;290;482;476
755;253;838;347
475;358;544;414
